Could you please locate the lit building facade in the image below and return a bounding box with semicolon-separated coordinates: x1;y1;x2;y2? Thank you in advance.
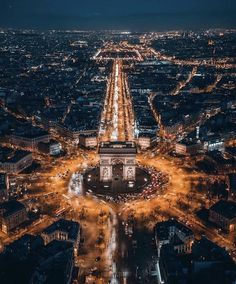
0;149;33;174
79;133;98;149
0;200;27;234
41;219;80;255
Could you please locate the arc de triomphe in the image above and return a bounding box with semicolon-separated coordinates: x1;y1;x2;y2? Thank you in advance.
99;141;137;182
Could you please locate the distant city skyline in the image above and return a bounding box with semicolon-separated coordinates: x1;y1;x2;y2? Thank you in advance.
0;0;235;30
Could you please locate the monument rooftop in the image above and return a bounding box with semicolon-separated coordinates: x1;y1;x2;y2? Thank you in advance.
98;141;137;154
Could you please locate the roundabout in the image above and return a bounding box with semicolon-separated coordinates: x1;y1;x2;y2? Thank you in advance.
68;142;169;202
83;165;151;195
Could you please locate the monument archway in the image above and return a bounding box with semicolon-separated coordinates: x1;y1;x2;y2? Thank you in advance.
99;141;136;182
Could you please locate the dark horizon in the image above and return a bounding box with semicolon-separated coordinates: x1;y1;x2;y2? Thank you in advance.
0;0;236;31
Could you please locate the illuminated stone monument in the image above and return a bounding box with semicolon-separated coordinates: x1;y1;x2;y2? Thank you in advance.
99;141;136;182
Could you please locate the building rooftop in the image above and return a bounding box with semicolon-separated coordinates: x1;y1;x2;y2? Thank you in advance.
138;132;157;138
155;219;194;241
0;173;7;190
210;200;236;220
226;147;236;157
0;147;31;164
38;139;60;146
79;132;97;138
12;125;49;139
160;244;187;283
177;138;200;146
0;237;74;284
31;240;74;284
0;200;26;218
192;237;232;262
4;234;44;259
228;173;236;191
99;141;137;154
42;219;80;241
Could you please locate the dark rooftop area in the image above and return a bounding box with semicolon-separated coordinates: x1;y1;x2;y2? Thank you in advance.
210;200;236;220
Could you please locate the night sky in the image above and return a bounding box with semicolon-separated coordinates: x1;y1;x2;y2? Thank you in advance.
0;0;236;30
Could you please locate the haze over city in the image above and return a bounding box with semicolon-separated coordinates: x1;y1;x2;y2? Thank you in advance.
0;0;236;30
